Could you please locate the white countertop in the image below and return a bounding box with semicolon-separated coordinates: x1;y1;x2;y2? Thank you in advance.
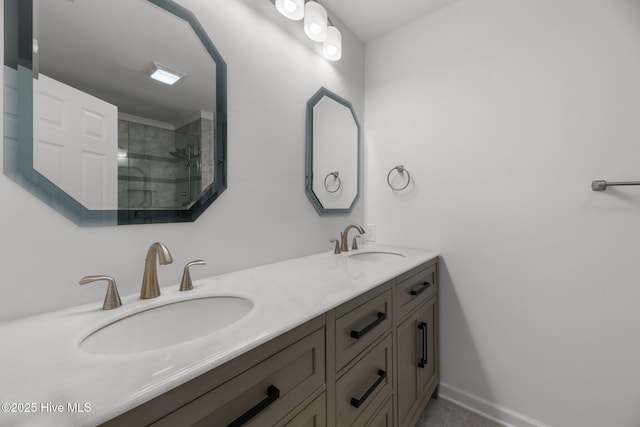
0;245;438;426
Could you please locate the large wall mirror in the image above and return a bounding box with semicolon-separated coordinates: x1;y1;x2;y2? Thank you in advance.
3;0;227;225
305;87;360;215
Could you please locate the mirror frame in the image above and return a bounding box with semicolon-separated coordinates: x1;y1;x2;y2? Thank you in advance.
305;87;360;216
3;0;227;225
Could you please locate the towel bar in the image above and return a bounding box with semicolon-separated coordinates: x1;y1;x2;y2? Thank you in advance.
591;180;640;191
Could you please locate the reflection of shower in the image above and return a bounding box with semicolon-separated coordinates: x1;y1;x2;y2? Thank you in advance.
169;146;200;164
169;145;201;206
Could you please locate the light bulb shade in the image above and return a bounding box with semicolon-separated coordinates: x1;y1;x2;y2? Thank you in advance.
304;1;327;42
323;26;342;61
275;0;304;20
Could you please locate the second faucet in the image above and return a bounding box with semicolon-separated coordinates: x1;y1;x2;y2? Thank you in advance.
340;224;365;252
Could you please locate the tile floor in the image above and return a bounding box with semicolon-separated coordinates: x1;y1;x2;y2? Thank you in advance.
416;398;503;427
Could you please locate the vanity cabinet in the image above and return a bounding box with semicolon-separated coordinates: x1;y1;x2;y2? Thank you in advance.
102;256;438;427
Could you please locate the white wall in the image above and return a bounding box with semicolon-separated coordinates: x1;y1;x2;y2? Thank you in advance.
0;0;365;322
365;1;640;426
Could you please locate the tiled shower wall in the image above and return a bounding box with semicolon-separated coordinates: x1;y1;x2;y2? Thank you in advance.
174;117;214;206
199;117;214;192
117;119;204;209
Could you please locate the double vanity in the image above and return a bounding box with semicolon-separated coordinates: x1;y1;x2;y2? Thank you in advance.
0;245;438;427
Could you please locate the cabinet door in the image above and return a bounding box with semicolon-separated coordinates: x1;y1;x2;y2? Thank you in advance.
417;297;437;400
396;296;437;427
33;73;118;209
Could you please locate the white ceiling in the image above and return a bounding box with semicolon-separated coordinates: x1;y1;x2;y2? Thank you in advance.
320;0;460;42
38;0;216;128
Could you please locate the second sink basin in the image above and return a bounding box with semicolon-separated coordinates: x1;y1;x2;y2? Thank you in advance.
79;296;253;355
348;251;406;262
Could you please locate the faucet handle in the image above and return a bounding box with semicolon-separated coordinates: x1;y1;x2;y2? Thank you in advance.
180;260;206;291
79;275;122;310
330;239;341;254
352;235;362;250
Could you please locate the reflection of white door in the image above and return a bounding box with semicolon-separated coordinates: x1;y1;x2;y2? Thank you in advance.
33;74;117;210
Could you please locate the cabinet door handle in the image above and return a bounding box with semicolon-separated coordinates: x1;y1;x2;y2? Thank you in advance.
418;322;428;368
410;281;431;296
227;385;280;427
350;369;387;409
350;312;387;339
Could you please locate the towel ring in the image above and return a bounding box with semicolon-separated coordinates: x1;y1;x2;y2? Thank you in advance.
324;171;342;193
387;165;411;191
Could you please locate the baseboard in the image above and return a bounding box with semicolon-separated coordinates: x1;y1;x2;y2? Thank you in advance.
439;382;551;427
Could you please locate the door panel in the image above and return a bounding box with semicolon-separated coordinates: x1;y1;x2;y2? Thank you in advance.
33;73;117;209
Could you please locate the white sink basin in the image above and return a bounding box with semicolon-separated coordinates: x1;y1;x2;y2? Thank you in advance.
79;296;253;355
348;251;406;262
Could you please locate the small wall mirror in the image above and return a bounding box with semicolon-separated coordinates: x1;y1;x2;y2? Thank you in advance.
3;0;227;225
305;87;360;215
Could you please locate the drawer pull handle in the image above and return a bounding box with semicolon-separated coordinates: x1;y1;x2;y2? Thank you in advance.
410;281;431;296
350;312;386;339
227;385;280;427
418;322;428;368
350;369;387;409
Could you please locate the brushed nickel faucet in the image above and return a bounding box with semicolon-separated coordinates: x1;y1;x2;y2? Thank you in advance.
79;275;122;310
340;224;365;252
141;242;173;299
352;234;362;250
179;260;206;291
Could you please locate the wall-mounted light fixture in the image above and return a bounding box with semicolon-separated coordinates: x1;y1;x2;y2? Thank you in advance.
150;62;185;85
271;0;342;61
323;25;342;61
303;1;327;42
275;0;304;20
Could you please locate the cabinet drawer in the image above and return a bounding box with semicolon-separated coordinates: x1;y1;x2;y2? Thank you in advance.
335;290;392;371
335;334;393;427
395;262;437;321
152;328;325;427
364;396;393;427
275;392;326;427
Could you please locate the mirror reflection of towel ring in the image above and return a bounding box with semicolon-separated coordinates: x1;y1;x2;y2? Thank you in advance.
324;171;342;193
387;165;411;191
